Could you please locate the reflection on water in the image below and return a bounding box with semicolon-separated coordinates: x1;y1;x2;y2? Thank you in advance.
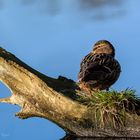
43;0;61;15
21;0;35;5
79;0;123;8
79;0;125;20
61;135;140;140
0;0;3;9
21;0;60;15
0;0;126;19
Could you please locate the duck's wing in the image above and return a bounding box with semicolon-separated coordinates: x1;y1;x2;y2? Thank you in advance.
78;53;121;84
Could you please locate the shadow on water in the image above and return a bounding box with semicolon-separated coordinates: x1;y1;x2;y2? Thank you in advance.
60;135;140;140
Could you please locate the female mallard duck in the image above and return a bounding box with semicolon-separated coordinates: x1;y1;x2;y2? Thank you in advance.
78;40;121;94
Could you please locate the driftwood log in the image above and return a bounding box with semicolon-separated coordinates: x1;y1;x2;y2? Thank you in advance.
0;47;140;138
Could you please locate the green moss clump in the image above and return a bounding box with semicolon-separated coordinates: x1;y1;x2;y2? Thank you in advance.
78;89;140;128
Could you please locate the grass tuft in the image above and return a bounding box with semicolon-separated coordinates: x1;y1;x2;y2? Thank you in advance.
78;89;140;128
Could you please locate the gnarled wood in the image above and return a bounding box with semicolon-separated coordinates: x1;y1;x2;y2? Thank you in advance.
0;47;140;137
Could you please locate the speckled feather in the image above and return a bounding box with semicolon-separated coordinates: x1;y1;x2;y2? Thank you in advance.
78;41;121;92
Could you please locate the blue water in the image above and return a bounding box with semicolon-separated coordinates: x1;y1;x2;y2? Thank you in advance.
0;0;140;139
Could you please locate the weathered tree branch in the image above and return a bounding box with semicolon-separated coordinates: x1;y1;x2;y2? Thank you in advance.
0;47;140;137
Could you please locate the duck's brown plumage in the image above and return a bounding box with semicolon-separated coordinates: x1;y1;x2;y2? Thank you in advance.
78;40;121;93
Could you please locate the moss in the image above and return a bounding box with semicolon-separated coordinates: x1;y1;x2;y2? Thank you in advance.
78;89;140;128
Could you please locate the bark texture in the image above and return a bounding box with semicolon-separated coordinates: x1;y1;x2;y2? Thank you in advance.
0;47;140;137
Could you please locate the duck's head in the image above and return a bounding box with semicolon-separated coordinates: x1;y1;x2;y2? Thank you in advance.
92;40;115;57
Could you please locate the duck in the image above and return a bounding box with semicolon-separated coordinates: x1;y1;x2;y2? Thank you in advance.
78;40;121;94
